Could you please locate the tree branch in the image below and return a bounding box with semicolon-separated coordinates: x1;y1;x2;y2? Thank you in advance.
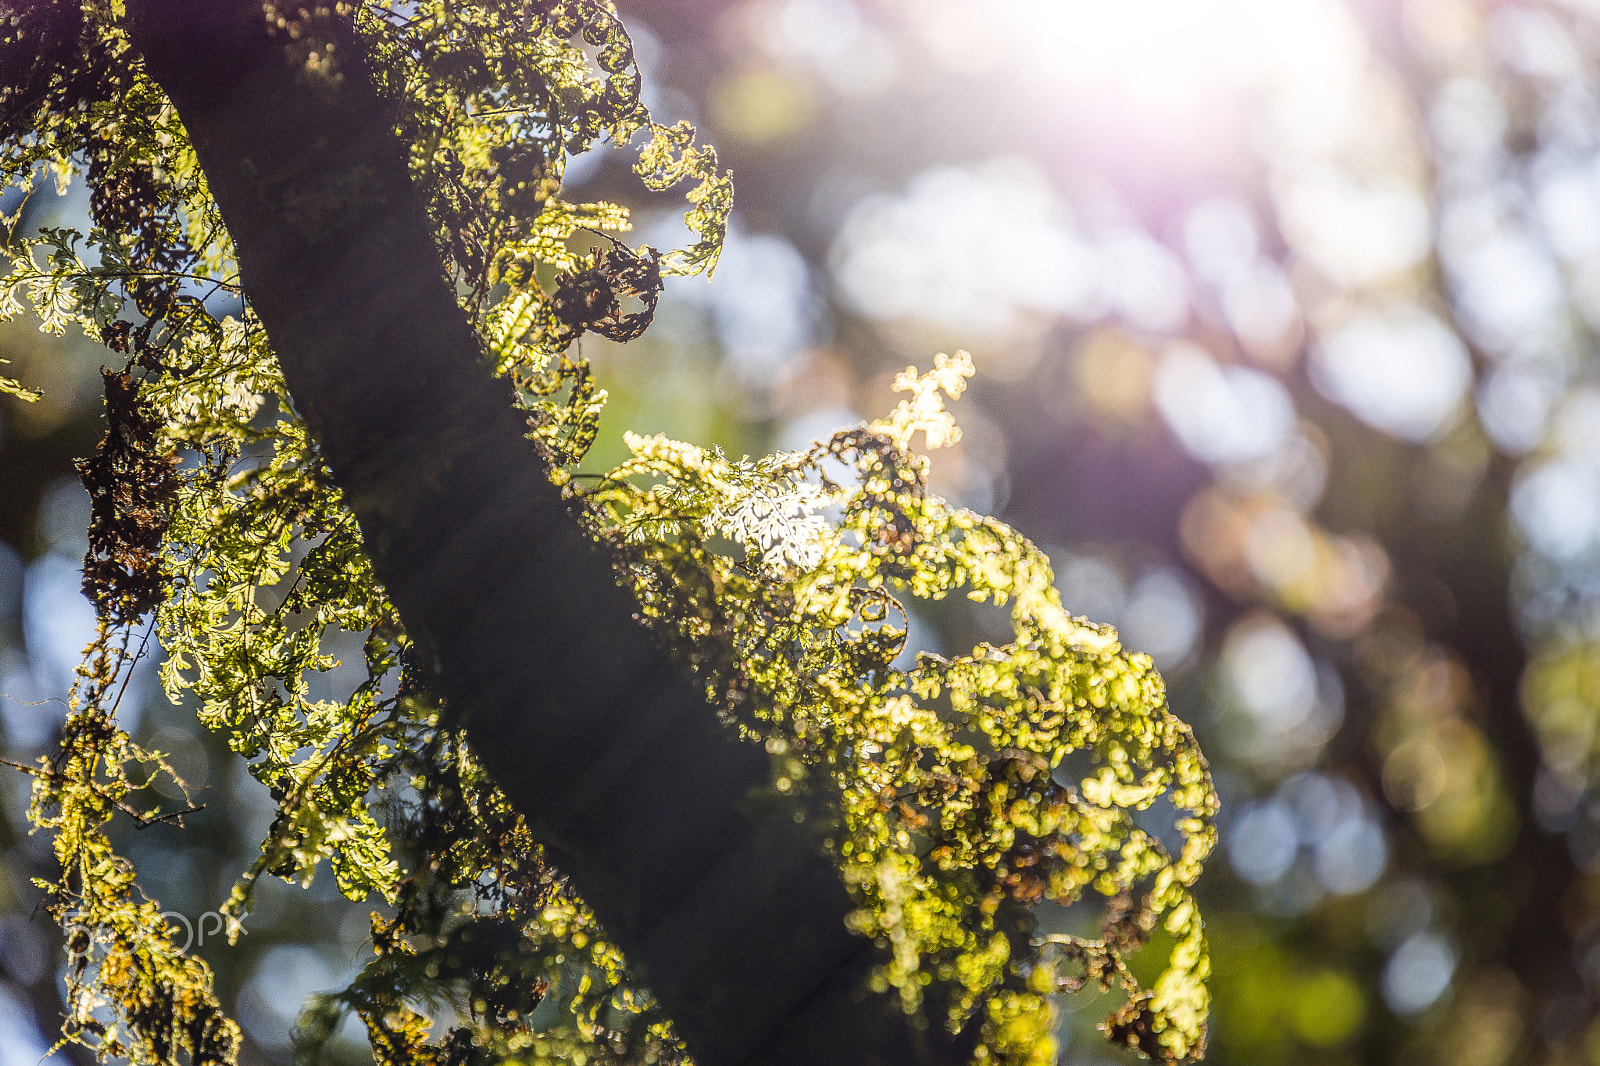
120;5;963;1065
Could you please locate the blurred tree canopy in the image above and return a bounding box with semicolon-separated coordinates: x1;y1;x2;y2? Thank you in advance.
8;1;1600;1066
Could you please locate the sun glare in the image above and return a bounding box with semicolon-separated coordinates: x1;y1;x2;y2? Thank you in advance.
909;0;1371;171
1019;0;1364;105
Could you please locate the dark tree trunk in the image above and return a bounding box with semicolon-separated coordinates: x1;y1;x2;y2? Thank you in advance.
119;5;962;1065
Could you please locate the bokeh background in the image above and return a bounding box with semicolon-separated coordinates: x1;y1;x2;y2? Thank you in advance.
7;0;1600;1063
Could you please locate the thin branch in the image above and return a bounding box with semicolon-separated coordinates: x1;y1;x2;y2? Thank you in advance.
0;756;204;828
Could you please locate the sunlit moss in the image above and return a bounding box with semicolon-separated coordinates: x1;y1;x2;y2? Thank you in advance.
2;4;1215;1065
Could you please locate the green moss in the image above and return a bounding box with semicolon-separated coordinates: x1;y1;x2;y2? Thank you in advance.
2;4;1216;1064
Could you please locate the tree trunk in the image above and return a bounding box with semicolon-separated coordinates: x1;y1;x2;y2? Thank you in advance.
121;5;960;1065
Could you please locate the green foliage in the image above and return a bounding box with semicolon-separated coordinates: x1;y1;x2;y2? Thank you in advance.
0;3;1215;1065
594;354;1214;1063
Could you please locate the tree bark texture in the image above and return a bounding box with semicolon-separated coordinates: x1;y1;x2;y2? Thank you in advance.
120;5;963;1065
